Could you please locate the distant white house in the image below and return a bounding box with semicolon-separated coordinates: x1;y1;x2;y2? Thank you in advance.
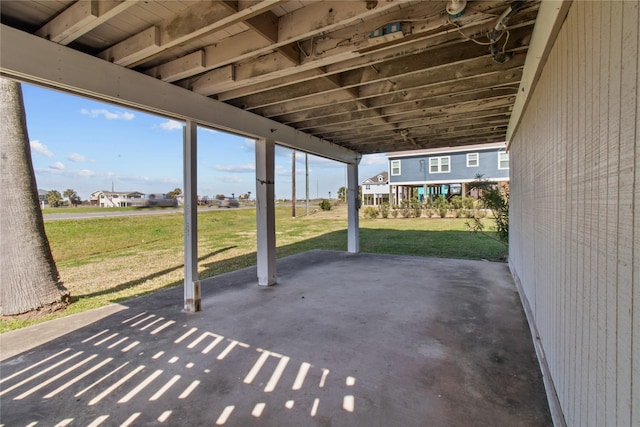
38;189;48;207
361;172;389;206
90;190;144;208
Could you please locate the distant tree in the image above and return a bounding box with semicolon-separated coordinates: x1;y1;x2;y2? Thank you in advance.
167;188;182;199
63;189;80;207
45;190;63;207
215;194;225;200
338;186;346;201
0;77;69;315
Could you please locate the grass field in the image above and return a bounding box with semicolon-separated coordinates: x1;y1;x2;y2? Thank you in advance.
1;205;505;332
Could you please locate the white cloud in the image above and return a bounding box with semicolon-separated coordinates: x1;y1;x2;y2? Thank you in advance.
212;164;255;173
30;140;54;157
361;153;388;165
67;152;94;163
220;176;243;183
275;164;290;176
241;138;255;151
50;161;65;170
81;108;135;120
159;120;183;131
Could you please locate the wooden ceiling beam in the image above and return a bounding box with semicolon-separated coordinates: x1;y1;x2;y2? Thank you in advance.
274;68;522;124
237;30;530;115
98;0;283;67
36;0;138;45
317;107;513;140
293;91;516;132
210;11;537;99
320;125;510;151
306;98;514;142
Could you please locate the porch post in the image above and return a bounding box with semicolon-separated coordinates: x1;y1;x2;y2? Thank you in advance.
183;120;200;312
255;138;276;286
347;162;360;253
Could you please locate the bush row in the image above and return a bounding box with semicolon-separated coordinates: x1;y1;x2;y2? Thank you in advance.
362;195;488;219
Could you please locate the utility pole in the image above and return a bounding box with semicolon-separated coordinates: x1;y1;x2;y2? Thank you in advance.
305;153;309;216
291;150;296;217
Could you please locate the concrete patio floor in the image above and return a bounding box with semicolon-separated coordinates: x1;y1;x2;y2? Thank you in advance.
0;250;551;426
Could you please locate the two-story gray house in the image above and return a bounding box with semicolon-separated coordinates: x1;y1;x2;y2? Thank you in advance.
387;142;509;204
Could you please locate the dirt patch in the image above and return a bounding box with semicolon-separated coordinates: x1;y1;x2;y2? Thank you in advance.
299;203;348;220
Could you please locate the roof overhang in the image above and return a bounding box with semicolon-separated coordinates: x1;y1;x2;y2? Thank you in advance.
0;24;360;164
0;0;556;156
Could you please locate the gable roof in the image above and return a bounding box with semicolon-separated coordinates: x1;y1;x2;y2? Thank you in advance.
362;171;389;185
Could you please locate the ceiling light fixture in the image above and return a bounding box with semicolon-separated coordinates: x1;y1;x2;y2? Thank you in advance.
446;0;467;18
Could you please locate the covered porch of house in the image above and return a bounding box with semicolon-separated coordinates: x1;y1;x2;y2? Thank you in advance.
0;250;551;426
0;0;572;424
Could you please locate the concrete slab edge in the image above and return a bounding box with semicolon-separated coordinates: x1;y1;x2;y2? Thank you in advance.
509;257;567;427
0;303;128;362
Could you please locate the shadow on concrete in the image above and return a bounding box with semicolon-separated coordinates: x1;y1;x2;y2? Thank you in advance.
72;228;505;306
71;246;238;301
0;251;549;426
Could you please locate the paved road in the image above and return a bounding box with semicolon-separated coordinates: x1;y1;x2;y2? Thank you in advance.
43;208;184;221
43;203;311;221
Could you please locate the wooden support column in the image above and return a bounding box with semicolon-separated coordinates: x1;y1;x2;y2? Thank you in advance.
347;162;360;253
255;138;276;286
183;121;200;312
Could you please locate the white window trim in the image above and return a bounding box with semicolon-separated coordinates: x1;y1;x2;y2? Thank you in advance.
390;160;401;176
429;156;451;174
466;153;479;167
498;151;509;170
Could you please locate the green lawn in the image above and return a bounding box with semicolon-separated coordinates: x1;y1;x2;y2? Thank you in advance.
1;206;505;332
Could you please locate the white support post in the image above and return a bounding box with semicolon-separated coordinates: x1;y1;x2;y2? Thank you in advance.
255;138;276;286
183;121;200;312
347;162;360;253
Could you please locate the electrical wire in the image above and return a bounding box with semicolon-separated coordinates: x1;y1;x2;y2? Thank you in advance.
449;17;502;46
501;29;510;55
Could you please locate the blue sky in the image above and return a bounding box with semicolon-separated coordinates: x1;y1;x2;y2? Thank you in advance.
22;84;388;201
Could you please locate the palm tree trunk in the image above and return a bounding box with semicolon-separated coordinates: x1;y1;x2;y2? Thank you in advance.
0;78;69;315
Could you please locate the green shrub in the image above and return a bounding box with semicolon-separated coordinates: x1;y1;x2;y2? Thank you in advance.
378;202;390;218
466;175;509;245
450;195;463;210
391;209;399;218
411;199;422;218
319;199;331;211
425;209;434;218
400;200;412;218
364;207;379;219
462;197;475;210
431;195;449;218
454;208;463;218
480;188;509;244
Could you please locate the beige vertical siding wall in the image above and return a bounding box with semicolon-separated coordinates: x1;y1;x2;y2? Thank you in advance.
509;1;638;426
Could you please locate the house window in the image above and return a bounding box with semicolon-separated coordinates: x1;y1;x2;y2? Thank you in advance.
429;156;450;173
391;160;401;176
467;153;479;167
378;175;384;182
498;151;509;169
365;185;370;190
